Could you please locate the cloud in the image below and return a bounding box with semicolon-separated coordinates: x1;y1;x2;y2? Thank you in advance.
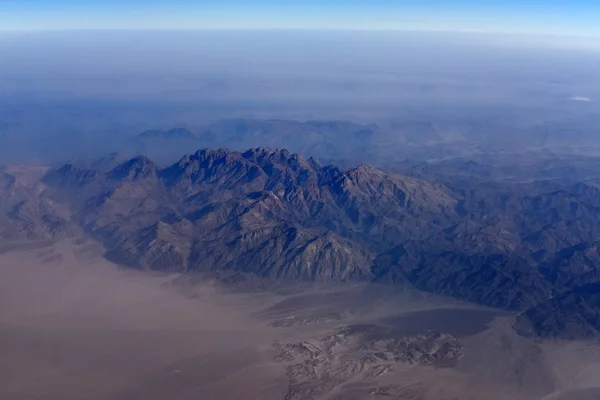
568;96;592;102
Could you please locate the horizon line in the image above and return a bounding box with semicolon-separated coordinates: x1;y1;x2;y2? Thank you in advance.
1;27;600;40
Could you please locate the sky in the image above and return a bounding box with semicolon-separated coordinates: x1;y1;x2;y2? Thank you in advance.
1;0;600;37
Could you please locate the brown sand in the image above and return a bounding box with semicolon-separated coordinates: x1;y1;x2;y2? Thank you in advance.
1;238;600;400
0;239;286;400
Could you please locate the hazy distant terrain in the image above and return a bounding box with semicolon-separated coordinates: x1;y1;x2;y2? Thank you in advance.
1;31;600;165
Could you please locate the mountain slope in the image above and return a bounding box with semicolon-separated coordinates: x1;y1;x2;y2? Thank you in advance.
40;148;455;285
515;283;600;339
0;166;76;240
6;147;600;336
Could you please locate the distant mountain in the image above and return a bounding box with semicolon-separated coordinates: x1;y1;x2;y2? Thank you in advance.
127;120;376;165
5;147;600;339
130;119;379;163
125;120;600;175
199;119;378;160
137;128;195;141
127;128;199;164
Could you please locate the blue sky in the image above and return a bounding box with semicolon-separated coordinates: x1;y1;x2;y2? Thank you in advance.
2;0;600;36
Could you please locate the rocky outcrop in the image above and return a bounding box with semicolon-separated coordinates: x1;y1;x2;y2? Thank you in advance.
272;324;463;400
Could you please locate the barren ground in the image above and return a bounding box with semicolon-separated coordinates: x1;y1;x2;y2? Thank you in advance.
1;239;600;400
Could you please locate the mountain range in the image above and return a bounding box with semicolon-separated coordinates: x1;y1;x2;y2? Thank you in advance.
3;146;600;339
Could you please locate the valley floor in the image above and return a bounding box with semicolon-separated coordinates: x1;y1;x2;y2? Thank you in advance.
1;239;599;400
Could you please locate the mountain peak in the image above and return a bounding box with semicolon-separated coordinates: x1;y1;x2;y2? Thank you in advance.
243;147;291;161
109;155;158;181
193;148;236;160
242;148;315;173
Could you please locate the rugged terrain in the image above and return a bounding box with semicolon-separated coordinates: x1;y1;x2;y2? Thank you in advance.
515;283;600;340
4;146;600;339
272;325;463;400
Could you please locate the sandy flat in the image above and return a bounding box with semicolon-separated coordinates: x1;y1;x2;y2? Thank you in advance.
0;239;287;400
2;238;600;400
